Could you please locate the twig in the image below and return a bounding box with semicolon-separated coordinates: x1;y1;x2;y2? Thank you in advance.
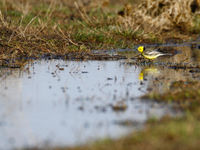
57;27;79;47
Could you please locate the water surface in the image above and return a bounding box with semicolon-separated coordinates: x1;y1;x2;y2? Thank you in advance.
0;60;180;150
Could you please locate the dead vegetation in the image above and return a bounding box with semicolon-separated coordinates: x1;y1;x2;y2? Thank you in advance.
119;0;200;33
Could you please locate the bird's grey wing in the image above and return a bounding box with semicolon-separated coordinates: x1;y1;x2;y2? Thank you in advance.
146;51;161;55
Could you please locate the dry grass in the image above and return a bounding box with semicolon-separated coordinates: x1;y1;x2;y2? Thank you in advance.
0;0;200;67
0;0;138;67
119;0;200;33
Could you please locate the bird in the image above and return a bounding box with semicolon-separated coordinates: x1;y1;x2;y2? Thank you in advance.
137;46;173;60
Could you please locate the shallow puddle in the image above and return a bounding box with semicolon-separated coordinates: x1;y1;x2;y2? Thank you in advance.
0;60;183;150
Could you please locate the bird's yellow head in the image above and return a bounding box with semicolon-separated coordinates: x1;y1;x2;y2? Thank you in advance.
137;46;144;53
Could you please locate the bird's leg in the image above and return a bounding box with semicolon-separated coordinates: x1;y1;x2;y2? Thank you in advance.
147;59;154;65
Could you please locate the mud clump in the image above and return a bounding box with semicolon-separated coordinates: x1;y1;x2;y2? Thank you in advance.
111;101;127;112
119;0;200;33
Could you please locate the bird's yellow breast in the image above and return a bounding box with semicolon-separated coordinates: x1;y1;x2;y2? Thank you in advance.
142;53;158;60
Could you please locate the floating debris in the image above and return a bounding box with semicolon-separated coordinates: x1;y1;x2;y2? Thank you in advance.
111;101;128;112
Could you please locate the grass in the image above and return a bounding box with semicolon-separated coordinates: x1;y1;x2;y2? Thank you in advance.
0;0;139;66
63;115;200;150
143;81;200;111
0;0;199;67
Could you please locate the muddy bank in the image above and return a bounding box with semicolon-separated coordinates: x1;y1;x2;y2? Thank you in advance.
1;40;200;68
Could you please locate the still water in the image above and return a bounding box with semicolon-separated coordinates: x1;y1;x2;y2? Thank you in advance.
0;60;178;150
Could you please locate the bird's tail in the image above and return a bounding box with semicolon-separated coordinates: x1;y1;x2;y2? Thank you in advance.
163;53;173;56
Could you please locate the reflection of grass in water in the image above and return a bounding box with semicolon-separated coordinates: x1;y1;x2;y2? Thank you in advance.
144;81;200;110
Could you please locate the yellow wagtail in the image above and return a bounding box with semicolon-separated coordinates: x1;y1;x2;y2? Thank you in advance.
137;46;172;60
